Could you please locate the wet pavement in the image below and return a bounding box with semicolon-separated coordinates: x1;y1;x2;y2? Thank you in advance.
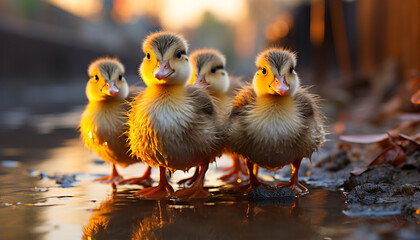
1;106;420;240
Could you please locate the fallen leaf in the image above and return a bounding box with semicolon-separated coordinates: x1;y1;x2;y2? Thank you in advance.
411;89;420;105
397;113;420;122
351;144;406;176
350;167;368;176
368;144;406;167
395;133;420;147
339;134;388;144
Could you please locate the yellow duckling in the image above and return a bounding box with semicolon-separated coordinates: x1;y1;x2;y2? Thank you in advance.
227;48;326;195
180;48;247;184
127;32;223;199
80;57;152;186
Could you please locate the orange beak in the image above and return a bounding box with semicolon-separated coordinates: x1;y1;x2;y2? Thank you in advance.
102;81;119;96
154;60;174;80
193;74;209;88
270;75;289;96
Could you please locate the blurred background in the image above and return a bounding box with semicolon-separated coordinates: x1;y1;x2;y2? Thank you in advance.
1;0;419;120
1;2;420;239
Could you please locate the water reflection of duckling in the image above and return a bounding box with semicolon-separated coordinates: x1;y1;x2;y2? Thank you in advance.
227;49;326;195
83;192;314;239
179;49;247;185
127;32;223;199
82;193;164;240
80;58;152;186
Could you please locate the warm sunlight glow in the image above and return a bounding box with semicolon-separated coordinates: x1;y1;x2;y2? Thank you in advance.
411;89;420;105
45;0;102;19
235;19;256;58
310;0;325;46
159;0;248;30
264;14;293;42
109;0;248;29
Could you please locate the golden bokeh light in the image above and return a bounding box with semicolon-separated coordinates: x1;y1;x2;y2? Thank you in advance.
264;13;293;42
48;0;248;30
159;0;248;30
45;0;103;20
310;0;325;46
109;0;248;29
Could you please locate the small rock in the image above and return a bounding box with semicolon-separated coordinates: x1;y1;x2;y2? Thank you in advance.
55;174;77;188
93;159;105;165
32;187;49;192
1;160;20;168
248;186;296;206
28;169;47;179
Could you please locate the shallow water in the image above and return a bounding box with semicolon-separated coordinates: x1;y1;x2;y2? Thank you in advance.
1;107;419;240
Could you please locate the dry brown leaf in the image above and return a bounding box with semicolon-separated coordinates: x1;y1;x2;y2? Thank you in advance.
411;89;420;105
339;134;388;144
350;144;406;176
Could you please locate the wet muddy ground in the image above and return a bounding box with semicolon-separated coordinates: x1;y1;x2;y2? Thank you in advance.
1;106;420;240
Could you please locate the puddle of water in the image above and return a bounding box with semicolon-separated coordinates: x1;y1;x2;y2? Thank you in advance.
0;107;419;240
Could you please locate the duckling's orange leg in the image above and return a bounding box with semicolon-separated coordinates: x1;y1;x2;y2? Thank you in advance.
219;154;248;183
237;159;269;191
172;163;211;199
133;166;173;199
118;166;153;187
93;164;123;184
275;158;309;196
246;159;269;189
177;167;199;186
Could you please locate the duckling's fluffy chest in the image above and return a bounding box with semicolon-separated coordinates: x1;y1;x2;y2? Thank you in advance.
80;101;137;166
247;96;302;144
148;88;195;133
128;86;220;171
233;96;312;169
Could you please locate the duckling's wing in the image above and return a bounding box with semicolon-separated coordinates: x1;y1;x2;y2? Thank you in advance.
294;88;316;120
185;85;214;115
229;85;256;119
294;87;326;147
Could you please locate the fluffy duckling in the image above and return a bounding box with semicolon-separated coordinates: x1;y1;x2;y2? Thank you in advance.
227;48;326;195
180;49;247;184
80;57;152;186
127;32;223;199
188;49;231;110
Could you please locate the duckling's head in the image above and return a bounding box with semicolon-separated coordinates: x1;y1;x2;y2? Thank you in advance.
188;49;230;94
140;31;191;86
86;57;129;102
253;48;299;97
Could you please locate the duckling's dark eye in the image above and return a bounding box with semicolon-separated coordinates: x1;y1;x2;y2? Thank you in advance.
118;74;123;80
289;67;294;74
262;68;267;75
93;75;99;80
176;51;182;59
146;53;150;59
211;67;216;73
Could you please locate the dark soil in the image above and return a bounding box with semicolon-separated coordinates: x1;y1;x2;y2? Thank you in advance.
306;148;360;189
308;146;420;222
341;151;420;221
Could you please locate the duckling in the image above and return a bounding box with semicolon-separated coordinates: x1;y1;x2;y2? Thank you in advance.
127;32;223;199
80;57;152;186
179;49;247;184
227;48;326;195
